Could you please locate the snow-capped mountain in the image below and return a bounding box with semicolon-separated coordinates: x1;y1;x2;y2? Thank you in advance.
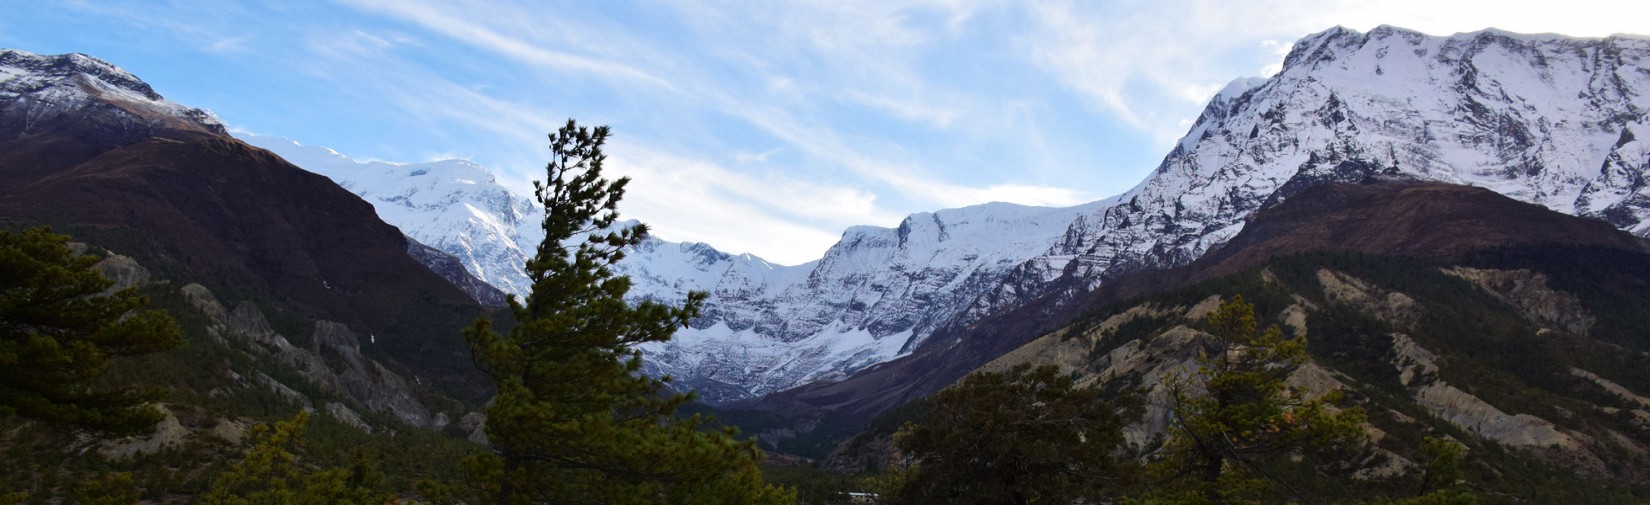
652;200;1104;402
973;26;1650;321
249;26;1650;404
33;25;1648;407
235;135;546;297
243;135;1100;402
1;49;224;138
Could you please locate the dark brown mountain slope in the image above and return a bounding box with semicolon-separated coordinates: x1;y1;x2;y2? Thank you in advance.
1192;182;1650;279
0;84;491;404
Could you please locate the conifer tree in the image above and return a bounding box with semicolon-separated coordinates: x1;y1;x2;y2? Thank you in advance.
1395;437;1476;505
1146;295;1367;505
458;119;791;505
894;363;1134;505
202;412;392;505
0;227;181;436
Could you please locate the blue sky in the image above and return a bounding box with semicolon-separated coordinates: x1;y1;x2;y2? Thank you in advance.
5;1;1646;264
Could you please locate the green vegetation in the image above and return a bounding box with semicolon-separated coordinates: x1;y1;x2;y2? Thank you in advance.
201;411;392;504
759;464;877;505
0;226;182;435
6;149;1650;504
0;122;797;502
892;363;1136;505
439;120;791;504
1066;250;1650;503
1141;295;1368;504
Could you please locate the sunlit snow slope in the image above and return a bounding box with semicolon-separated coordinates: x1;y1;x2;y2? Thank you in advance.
244;135;1099;402
977;26;1650;318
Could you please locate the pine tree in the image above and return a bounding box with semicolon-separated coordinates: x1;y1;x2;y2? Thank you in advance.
893;363;1135;505
0;226;181;436
458;119;792;505
202;411;392;505
1146;295;1367;504
1394;437;1476;505
73;472;140;505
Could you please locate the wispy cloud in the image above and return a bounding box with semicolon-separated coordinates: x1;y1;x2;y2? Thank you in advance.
324;0;1099;260
608;143;901;263
339;0;679;92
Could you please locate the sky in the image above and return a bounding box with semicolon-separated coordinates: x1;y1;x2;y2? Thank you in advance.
5;1;1648;265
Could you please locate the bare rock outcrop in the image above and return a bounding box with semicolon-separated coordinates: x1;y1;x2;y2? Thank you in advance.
1390;334;1577;449
181;283;438;429
1444;267;1594;335
91;254;151;293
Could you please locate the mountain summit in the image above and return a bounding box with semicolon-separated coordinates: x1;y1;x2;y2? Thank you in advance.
1;49;225;141
980;26;1650;324
745;26;1650;438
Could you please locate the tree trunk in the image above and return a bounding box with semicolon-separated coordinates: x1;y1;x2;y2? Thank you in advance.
1204;455;1224;505
498;453;520;505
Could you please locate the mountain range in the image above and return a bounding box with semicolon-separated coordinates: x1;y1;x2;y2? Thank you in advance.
239;133;1110;403
6;24;1650;498
248;26;1650;408
822;180;1650;497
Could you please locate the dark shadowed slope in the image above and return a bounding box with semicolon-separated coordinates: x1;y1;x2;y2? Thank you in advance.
0;50;493;402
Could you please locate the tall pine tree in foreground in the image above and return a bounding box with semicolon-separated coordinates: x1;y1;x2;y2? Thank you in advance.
455;120;791;505
0;227;181;436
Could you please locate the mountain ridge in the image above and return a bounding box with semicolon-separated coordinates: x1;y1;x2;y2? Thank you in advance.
241;25;1650;404
736;25;1650;444
242;132;1108;402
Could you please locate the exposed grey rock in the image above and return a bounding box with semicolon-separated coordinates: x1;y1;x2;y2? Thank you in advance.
325;402;373;433
183;283;439;428
1413;382;1575;448
406;236;508;307
456;412;488;445
99;405;188;458
1571;368;1650;410
1445;267;1595;335
91;254;150;294
255;372;313;410
1390;334;1576;448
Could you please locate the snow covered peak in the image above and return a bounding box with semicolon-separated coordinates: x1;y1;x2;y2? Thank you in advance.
984;26;1650;322
240;133;542;296
1214;77;1267;101
0;49;225;135
0;50;157;99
